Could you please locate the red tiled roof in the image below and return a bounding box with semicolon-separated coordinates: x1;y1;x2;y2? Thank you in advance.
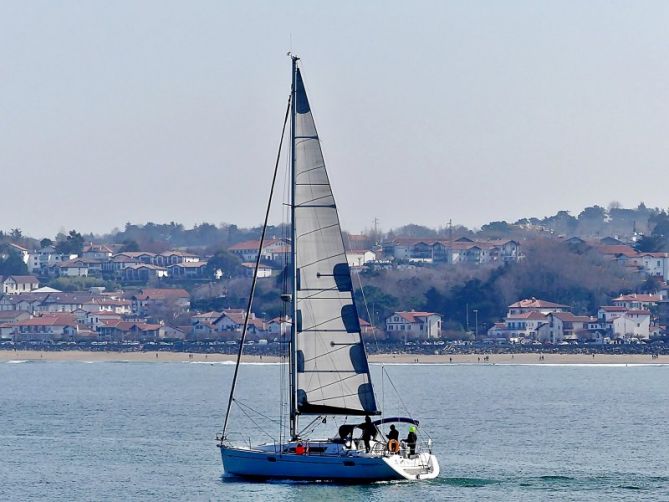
550;312;593;322
626;309;651;316
508;299;569;309
613;294;662;303
1;275;39;284
393;311;439;323
15;313;77;327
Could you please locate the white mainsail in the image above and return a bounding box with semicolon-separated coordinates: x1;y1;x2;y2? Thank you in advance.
292;68;378;416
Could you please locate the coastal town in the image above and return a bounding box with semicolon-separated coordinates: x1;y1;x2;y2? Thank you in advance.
1;227;668;356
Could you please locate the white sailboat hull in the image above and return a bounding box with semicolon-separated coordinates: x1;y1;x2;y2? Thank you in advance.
220;444;440;482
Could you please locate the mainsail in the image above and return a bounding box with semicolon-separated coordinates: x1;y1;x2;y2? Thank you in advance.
292;68;378;416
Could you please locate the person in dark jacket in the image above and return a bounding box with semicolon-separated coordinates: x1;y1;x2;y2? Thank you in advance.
405;425;417;456
386;424;400;453
359;415;377;453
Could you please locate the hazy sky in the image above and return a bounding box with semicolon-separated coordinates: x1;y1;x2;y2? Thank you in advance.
2;1;668;238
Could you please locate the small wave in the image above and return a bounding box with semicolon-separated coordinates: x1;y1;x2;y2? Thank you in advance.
619;485;643;490
441;477;498;487
539;475;574;481
6;360;29;364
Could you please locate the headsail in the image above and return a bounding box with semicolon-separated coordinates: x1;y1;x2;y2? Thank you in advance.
292;67;378;416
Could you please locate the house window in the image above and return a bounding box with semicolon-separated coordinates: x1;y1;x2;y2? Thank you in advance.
389;325;393;331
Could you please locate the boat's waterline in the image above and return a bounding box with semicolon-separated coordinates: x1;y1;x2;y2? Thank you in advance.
220;444;439;482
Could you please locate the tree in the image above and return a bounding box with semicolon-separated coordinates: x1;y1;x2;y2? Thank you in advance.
480;221;513;236
55;230;85;255
9;228;22;241
40;238;54;248
392;224;438;239
206;250;243;278
119;239;140;253
0;250;29;276
635;235;665;253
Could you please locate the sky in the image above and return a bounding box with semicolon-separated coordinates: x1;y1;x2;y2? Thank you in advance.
1;1;668;238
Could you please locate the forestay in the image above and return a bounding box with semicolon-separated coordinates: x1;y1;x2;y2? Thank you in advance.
292;68;378;416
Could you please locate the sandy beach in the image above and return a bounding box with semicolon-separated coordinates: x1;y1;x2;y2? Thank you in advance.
1;350;667;365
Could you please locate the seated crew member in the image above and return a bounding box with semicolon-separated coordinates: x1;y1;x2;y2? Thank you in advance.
338;424;355;442
386;424;400;453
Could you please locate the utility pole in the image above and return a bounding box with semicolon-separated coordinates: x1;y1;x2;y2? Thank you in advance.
473;309;479;339
466;303;469;332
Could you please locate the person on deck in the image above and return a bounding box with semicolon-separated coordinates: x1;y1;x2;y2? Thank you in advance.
359;415;377;453
386;424;400;453
405;425;417;456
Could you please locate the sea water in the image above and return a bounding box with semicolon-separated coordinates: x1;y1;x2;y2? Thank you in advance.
1;360;667;501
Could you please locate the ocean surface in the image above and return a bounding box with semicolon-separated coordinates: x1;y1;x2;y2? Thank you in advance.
1;360;667;501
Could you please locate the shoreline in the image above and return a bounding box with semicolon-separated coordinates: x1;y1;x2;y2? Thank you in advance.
1;350;667;365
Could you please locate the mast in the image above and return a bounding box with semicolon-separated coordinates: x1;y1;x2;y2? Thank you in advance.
289;54;299;439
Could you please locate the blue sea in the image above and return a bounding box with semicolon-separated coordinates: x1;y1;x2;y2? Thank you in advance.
1;359;667;501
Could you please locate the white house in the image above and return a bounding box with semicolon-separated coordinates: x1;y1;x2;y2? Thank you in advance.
536;312;593;344
385;311;441;339
507;298;569;316
241;262;274;278
1;275;39;294
347;250;376;268
228;238;290;263
612;293;663;310
167;261;209;279
155;251;201;267
267;316;291;337
57;259;92;277
213;309;265;336
27;246;78;274
611;310;651;340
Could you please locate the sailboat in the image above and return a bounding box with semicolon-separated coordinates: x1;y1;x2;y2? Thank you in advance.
217;56;440;482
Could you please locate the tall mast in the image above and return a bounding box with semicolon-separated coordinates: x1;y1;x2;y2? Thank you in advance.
289;54;299;439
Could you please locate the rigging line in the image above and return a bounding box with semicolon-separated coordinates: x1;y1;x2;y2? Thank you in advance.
295;193;333;206
222;92;292;439
234;399;282;425
294;163;325;177
382;370;433;440
354;270;381;354
297;415;323;437
298;252;347;270
234;400;277;442
297;223;340;239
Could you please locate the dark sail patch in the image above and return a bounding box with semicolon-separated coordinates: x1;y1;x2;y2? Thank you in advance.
341;304;360;333
349;344;370;374
332;263;353;292
296;350;305;373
